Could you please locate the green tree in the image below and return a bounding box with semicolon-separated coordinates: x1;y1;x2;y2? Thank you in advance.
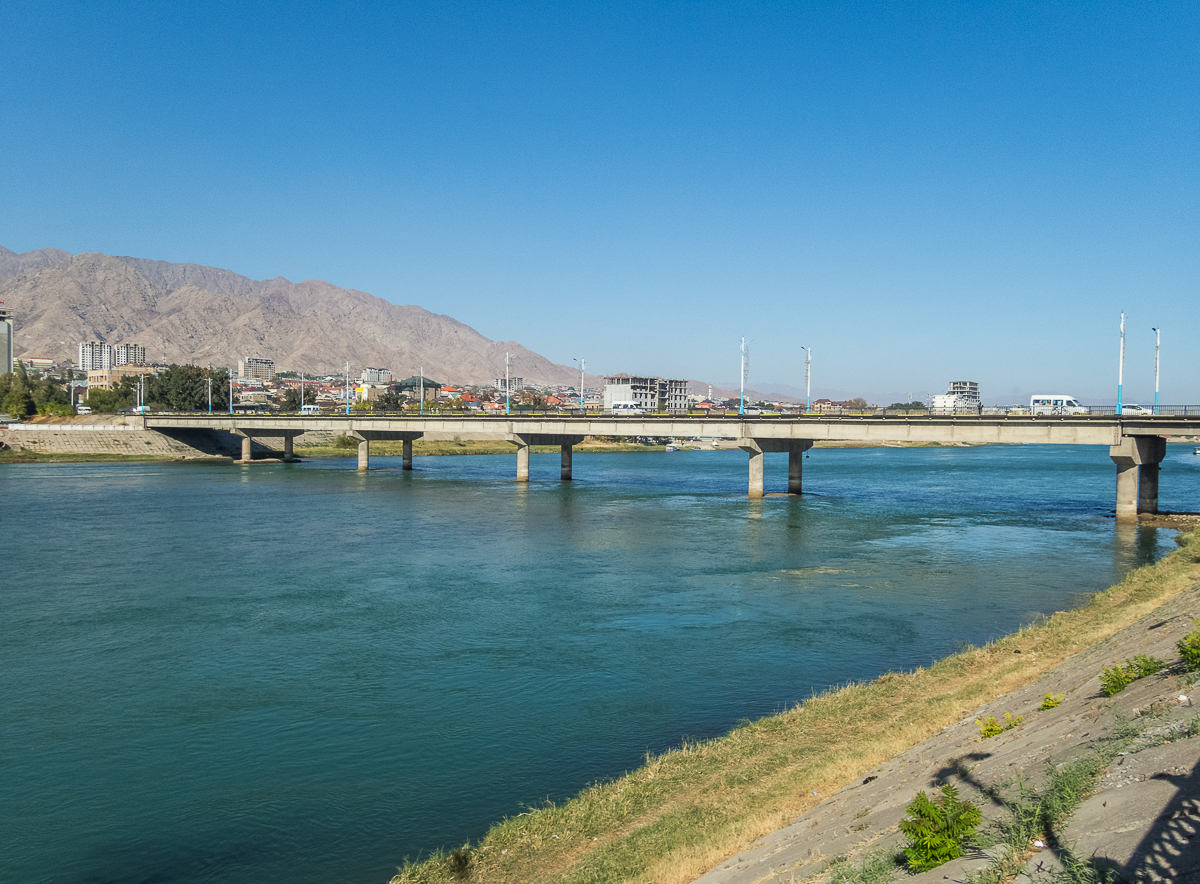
887;401;926;411
373;390;403;412
3;386;36;418
83;389;128;413
282;387;317;411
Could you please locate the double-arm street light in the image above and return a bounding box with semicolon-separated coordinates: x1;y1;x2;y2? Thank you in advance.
573;357;585;413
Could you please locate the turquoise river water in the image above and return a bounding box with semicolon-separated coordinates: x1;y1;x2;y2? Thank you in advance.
3;444;1199;883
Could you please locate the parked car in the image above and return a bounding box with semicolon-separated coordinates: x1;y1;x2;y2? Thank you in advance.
1120;404;1153;415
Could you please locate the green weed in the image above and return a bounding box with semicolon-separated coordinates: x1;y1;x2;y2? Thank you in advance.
1178;618;1200;670
1039;692;1065;710
977;712;1023;738
1099;655;1165;696
828;848;901;884
899;784;982;872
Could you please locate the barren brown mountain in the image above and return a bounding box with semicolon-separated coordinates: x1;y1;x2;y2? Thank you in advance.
0;245;590;386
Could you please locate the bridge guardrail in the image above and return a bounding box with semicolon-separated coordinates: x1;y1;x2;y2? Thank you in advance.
152;406;1200;419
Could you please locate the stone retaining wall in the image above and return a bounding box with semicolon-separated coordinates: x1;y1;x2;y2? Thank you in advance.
0;425;287;458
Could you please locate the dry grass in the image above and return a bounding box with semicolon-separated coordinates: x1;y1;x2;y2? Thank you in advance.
390;528;1200;884
296;439;663;458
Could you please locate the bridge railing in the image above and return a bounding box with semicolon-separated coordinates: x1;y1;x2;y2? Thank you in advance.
157;405;1200;419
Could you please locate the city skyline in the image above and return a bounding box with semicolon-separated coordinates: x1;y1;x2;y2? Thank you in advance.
4;2;1197;402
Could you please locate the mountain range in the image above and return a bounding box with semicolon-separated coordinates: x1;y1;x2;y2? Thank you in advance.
0;245;590;387
1;244;807;402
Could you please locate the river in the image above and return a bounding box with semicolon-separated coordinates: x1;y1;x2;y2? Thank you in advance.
2;443;1198;883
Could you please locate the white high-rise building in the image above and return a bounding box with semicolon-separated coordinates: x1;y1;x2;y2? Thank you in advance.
238;357;276;381
0;307;13;373
79;341;112;371
113;343;146;366
360;367;392;384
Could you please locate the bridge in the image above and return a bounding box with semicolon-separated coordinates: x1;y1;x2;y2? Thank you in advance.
145;413;1200;519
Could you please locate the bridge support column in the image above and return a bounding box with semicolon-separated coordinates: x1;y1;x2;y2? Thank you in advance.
240;434;253;462
516;442;530;481
508;433;586;483
788;447;804;494
738;438;814;498
349;430;422;472
1110;436;1166;519
283;434;295;462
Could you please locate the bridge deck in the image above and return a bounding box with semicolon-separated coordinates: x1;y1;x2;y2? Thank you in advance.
146;413;1200;445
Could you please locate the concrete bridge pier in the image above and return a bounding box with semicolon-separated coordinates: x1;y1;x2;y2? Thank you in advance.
350;430;424;471
1110;436;1166;519
233;427;305;463
738;438;815;498
507;433;586;482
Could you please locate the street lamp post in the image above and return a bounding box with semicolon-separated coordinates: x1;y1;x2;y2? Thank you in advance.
739;337;747;415
1117;312;1125;415
207;377;212;414
1152;327;1160;414
419;367;424;415
804;346;811;415
574;357;585;413
345;361;350;416
228;371;233;415
505;352;511;415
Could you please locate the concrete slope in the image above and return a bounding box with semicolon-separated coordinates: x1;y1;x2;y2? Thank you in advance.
693;579;1200;884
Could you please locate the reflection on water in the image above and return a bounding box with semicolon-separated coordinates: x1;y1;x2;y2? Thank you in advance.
0;444;1197;884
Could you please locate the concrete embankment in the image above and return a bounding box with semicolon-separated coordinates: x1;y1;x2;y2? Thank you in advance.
695;573;1200;884
0;415;289;459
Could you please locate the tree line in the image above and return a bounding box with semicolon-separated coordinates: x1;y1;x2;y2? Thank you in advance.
0;364;73;418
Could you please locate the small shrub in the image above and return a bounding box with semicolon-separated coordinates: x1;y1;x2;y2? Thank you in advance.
1178;619;1200;671
1100;656;1167;696
1131;654;1166;677
899;784;982;872
828;848;901;884
333;433;358;449
977;712;1023;738
1100;663;1136;696
1184;715;1200;739
1040;692;1065;710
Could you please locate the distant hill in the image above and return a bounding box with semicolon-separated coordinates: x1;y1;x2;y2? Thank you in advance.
0;245;592;386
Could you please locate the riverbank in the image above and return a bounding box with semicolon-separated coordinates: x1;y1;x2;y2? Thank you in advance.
388;527;1200;884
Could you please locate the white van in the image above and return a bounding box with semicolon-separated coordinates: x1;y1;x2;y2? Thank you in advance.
299;404;321;415
610;402;646;415
1030;395;1087;415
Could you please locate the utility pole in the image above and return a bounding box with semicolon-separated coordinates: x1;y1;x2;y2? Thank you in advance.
345;361;350;416
300;372;305;411
505;352;511;415
574;357;585;412
804;347;811;415
229;370;234;415
739;337;747;415
207;376;212;414
419;367;424;415
1152;327;1160;414
1117;312;1125;415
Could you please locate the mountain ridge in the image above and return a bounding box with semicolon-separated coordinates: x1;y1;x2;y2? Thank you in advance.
0;246;591;386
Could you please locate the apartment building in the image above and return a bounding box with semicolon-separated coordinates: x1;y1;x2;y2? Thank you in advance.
603;375;689;412
238;357;276;381
79;341;112;371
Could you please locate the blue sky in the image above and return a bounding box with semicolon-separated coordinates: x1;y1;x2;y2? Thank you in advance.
3;1;1197;403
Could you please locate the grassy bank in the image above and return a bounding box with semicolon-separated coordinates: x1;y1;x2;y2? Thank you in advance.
296;439;667;458
390;529;1200;884
0;449;193;464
